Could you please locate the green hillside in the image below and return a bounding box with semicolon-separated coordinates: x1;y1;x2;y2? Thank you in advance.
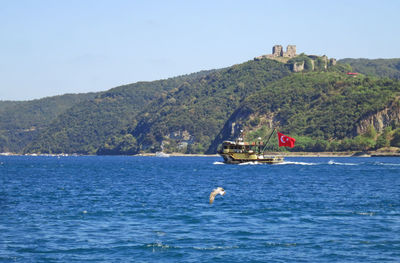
128;59;292;153
208;72;400;153
4;55;400;155
0;93;96;152
338;58;400;79
24;70;217;154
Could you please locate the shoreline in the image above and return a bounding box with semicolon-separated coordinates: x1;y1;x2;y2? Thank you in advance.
142;151;400;157
139;152;355;157
1;152;399;158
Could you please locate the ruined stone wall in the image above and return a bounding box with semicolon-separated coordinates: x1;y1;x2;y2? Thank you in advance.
254;44;297;60
272;45;283;57
310;59;315;71
272;44;296;58
322;55;328;69
283;45;296;58
254;45;336;73
292;61;305;72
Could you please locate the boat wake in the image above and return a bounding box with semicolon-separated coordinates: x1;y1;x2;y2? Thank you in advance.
327;160;358;166
373;162;400;166
238;161;260;165
278;160;359;166
214;161;318;166
213;160;383;166
277;161;317;166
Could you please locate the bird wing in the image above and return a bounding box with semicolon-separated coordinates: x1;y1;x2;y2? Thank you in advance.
209;190;217;204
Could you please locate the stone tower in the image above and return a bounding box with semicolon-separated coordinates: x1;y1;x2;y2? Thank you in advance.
272;45;283;57
284;45;296;58
254;44;298;61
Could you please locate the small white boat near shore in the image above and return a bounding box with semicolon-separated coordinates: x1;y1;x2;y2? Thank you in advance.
155;151;170;157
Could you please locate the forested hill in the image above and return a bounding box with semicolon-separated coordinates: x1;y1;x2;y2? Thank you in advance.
128;59;292;154
207;72;400;153
0;93;97;153
94;59;400;155
23;70;217;154
338;58;400;79
3;55;400;155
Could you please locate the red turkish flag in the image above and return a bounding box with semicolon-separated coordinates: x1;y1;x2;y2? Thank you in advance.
277;132;296;148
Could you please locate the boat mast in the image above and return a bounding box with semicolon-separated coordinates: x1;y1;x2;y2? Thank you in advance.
262;128;276;153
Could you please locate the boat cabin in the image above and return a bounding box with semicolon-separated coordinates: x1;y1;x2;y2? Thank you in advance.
221;140;263;154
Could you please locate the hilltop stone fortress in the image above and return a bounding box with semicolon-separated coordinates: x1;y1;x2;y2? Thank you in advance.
255;45;297;59
255;44;297;60
255;44;337;72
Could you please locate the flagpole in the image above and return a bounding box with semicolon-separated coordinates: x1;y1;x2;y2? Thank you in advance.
262;128;276;153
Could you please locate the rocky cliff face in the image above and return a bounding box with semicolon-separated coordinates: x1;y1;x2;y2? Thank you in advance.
356;100;400;135
205;106;277;153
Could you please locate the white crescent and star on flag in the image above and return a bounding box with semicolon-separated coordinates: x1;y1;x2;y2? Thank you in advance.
280;135;289;143
278;132;295;148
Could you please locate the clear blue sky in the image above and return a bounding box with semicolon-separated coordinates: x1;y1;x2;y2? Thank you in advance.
1;0;399;101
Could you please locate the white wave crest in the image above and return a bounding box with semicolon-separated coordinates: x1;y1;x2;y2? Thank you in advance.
277;161;317;166
328;160;358;166
146;242;171;249
213;161;225;165
238;161;260;165
193;245;239;250
374;162;400;166
356;212;375;216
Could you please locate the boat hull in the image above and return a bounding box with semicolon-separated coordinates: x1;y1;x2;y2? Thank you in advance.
219;153;284;164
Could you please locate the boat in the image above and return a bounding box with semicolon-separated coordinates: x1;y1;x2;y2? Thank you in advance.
218;129;284;164
155;151;170;157
155;142;170;157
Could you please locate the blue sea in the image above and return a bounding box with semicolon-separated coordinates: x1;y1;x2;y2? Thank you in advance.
0;156;399;262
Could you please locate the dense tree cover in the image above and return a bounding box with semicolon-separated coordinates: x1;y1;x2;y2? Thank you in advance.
4;56;400;155
339;58;400;79
247;73;399;138
97;134;138;155
240;126;400;153
0;93;96;152
391;128;400;147
130;59;292;153
24;71;218;154
375;127;391;149
210;71;400;153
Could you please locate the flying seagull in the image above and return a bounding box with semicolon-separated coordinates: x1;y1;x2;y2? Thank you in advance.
209;187;226;204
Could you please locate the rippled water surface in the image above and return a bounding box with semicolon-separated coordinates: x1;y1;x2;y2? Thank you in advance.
1;156;399;262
